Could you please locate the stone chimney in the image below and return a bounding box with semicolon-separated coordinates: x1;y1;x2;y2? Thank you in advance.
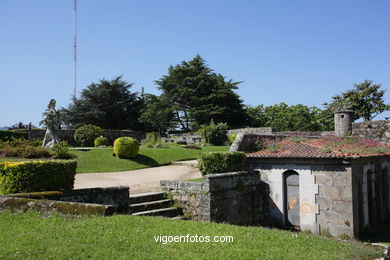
334;106;354;137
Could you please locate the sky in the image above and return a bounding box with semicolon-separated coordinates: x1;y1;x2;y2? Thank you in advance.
1;0;390;126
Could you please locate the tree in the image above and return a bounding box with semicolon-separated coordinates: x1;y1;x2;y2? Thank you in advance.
155;55;247;131
9;122;36;130
323;80;390;121
246;103;329;131
139;94;175;132
63;76;143;130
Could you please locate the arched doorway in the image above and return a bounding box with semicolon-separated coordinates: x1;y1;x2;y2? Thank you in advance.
284;170;300;227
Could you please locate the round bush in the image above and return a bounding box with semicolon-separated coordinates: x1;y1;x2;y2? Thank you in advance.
113;137;139;159
74;124;104;147
94;136;109;147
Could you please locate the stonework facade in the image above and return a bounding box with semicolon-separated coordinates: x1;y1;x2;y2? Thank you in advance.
246;157;390;237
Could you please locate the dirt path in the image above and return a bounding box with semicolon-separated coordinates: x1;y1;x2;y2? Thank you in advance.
74;160;201;193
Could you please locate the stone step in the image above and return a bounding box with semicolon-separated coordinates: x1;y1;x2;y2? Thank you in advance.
130;199;173;213
132;207;181;218
129;192;166;204
170;215;188;220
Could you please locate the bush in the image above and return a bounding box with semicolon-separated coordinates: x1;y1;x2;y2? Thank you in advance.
94;136;109;147
50;141;72;159
74;124;104;147
0;138;50;158
0;130;28;141
198;152;246;175
144;132;161;147
113;137;139;159
0;160;76;194
228;134;237;145
198;120;228;146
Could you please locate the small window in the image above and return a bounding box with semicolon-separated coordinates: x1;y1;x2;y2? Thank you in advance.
341;115;345;118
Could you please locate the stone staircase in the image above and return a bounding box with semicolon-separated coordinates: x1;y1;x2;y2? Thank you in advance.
129;191;185;219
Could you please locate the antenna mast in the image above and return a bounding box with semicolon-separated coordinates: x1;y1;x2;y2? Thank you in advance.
73;0;77;97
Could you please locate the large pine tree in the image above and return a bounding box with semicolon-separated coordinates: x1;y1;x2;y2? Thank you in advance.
63;76;143;130
155;55;247;130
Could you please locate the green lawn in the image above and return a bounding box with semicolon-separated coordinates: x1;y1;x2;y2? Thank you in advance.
71;145;229;173
0;212;382;260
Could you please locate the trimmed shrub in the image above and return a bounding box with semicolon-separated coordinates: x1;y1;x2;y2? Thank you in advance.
94;136;109;147
198;152;246;175
0;130;28;141
0;160;77;194
74;124;104;147
198;120;228;146
228;134;237;145
144;132;161;147
0;138;50;158
50;141;72;159
113;137;139;159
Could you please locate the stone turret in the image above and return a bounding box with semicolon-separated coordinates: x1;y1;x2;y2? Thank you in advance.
334;106;354;137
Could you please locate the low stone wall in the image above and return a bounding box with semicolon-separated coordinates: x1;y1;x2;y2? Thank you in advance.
164;133;202;144
19;129;145;146
161;171;269;226
227;127;275;135
5;186;130;214
0;196;115;216
353;120;390;141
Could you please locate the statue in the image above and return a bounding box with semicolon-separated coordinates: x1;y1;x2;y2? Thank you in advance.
40;99;62;147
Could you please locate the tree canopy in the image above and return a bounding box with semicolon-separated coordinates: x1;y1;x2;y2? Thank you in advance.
139;94;175;132
63;76;143;130
155;55;247;130
323;80;390;121
247;103;331;131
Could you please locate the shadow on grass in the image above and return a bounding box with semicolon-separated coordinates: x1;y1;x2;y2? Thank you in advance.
359;221;390;245
132;154;160;167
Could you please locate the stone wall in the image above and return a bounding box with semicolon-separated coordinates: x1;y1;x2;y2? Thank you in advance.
161;171;269;226
227;127;275;135
20;129;145;146
6;186;130;214
352;120;390;141
0;196;115;216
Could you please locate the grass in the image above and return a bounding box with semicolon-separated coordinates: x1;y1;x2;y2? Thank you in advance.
71;145;229;173
0;211;383;260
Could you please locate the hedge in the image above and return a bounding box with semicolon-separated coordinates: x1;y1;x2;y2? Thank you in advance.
198;152;246;176
0;160;77;194
113;137;139;159
0;130;28;141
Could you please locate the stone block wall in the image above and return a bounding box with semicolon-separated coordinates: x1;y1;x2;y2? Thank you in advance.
6;186;130;213
161;171;269;226
227;127;275;135
352;120;390;141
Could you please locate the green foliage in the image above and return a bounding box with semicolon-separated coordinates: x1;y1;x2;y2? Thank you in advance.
323;80;390;121
0;139;50;158
63;76;144;130
144;132;161;147
0;131;28;141
94;136;109;147
198;120;228;146
246;103;331;131
113;137;139;159
155;55;247;130
139;94;175;132
228;134;237;145
74;124;104;147
198;152;246;175
50;141;72;159
0;160;76;194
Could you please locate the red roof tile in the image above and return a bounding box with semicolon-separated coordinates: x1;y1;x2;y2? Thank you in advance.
246;138;390;159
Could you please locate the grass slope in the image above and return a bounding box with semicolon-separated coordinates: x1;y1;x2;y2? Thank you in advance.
71;145;229;173
0;212;382;260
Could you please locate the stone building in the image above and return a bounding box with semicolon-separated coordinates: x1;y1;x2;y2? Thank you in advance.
245;138;390;237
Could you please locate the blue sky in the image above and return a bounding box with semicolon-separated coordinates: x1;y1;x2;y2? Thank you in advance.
1;0;389;126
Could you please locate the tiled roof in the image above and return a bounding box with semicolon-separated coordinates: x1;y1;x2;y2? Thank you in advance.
246;138;390;159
